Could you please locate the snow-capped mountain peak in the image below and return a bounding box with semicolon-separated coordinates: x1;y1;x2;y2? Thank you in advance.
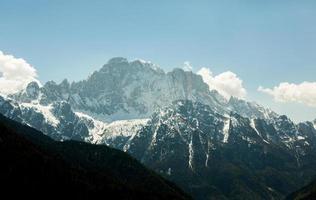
1;57;316;199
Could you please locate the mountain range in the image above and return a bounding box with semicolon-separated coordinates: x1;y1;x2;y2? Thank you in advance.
1;57;316;199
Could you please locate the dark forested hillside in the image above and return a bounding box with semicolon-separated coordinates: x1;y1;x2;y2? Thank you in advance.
0;114;191;199
286;179;316;200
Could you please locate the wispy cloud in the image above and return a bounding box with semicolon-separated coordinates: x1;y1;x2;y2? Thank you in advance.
0;51;39;95
258;82;316;107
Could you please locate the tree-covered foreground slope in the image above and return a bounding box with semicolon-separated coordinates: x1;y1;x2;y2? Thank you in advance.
286;179;316;200
0;114;191;199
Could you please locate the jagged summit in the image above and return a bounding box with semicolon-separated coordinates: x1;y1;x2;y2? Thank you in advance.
107;57;128;64
101;57;164;74
60;79;70;88
25;81;40;98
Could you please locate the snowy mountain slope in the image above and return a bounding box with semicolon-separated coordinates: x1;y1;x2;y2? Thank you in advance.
0;96;88;141
228;96;278;121
0;95;149;145
125;100;316;160
75;111;148;147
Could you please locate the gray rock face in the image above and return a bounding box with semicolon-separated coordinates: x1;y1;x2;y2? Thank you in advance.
25;81;40;99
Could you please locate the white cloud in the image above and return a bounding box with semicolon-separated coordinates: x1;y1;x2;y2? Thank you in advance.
197;67;247;99
258;82;316;107
182;61;193;71
0;51;39;95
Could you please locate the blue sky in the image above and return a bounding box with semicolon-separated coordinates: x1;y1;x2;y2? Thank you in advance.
1;0;316;122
